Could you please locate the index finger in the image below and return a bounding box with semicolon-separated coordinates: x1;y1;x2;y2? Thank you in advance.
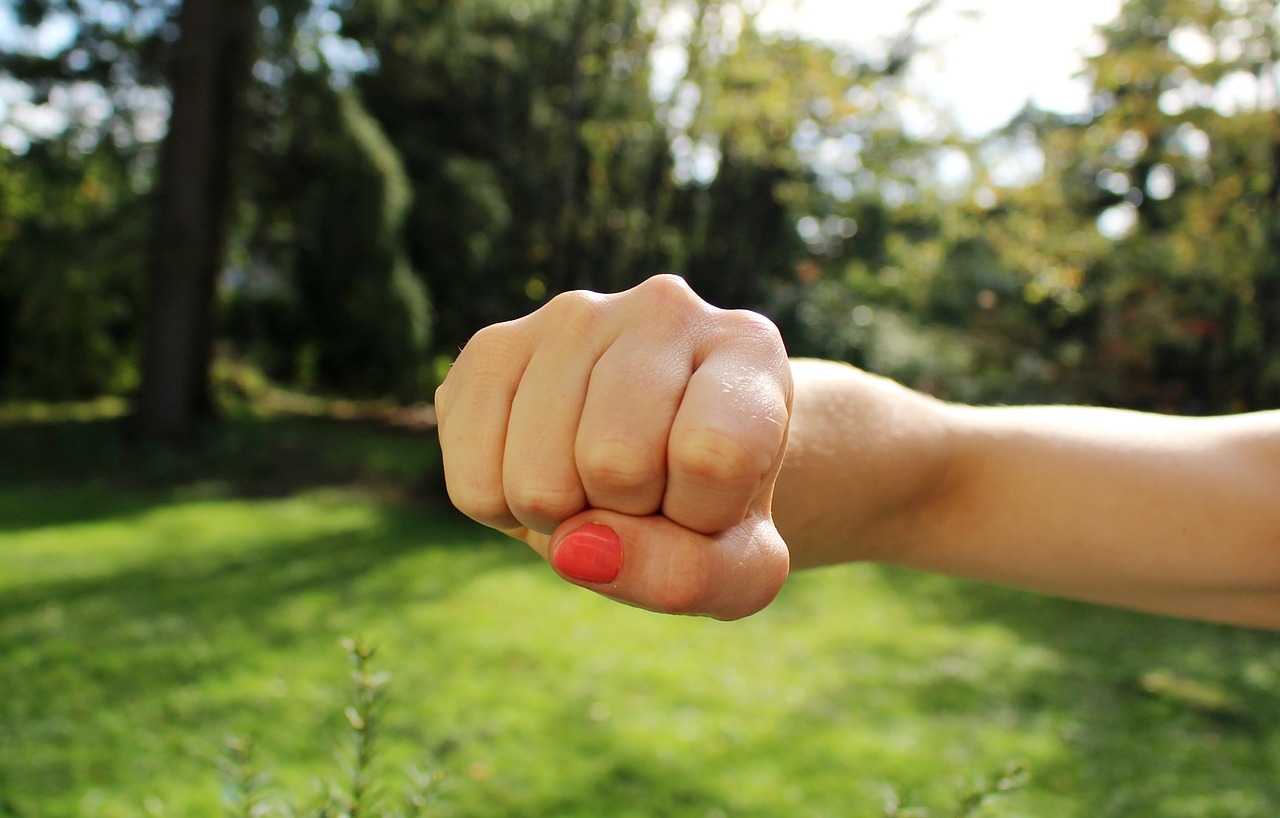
662;310;792;535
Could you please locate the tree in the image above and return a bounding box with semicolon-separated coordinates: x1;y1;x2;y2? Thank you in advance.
0;134;149;399
1;0;174;400
273;74;431;398
1044;0;1280;411
862;0;1280;411
333;0;939;355
4;0;263;437
134;0;257;440
0;0;961;411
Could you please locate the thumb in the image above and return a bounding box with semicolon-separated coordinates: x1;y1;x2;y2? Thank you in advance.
531;509;790;621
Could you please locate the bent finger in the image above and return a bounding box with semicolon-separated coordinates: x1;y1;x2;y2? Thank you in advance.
574;328;694;518
663;312;792;534
436;322;531;530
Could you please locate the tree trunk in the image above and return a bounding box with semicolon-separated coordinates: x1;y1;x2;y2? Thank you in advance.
134;0;255;442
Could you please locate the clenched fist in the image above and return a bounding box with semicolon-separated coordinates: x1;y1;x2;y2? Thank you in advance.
434;275;793;619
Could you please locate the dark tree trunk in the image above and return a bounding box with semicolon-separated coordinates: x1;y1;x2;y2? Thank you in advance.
134;0;255;441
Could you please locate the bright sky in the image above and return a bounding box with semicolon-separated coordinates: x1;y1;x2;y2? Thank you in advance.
760;0;1125;135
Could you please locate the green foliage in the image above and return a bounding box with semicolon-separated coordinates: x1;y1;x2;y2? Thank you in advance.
336;0;928;350
5;0;1280;411
0;141;147;399
343;0;673;344
219;640;443;818
883;762;1030;818
229;74;433;400
950;0;1280;411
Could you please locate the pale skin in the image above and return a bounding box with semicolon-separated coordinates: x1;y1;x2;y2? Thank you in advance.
435;275;1280;629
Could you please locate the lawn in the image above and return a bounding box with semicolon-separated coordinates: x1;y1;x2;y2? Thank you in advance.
2;406;1279;817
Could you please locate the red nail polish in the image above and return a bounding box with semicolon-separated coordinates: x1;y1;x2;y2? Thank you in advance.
554;523;622;584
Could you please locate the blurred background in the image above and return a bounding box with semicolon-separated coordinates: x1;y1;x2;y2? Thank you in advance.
4;0;1279;433
3;1;1280;817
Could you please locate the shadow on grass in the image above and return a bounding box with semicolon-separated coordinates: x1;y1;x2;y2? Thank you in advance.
0;502;519;806
512;751;734;818
0;505;494;627
0;505;506;677
0;413;448;531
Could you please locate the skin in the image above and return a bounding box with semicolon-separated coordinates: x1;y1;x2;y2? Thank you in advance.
435;275;1280;628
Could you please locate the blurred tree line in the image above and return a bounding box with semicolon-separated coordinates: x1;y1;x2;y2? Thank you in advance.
1;0;1277;439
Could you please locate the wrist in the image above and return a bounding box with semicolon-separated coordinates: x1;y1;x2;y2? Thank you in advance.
773;361;959;568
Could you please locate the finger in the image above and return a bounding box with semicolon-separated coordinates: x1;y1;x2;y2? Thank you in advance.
502;292;611;535
436;322;530;530
543;509;791;620
574;328;695;518
663;311;792;535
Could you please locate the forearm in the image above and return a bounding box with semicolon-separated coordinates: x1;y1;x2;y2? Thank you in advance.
923;405;1280;627
773;359;1280;628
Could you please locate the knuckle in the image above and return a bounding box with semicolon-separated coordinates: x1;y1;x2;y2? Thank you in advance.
445;479;513;529
718;308;786;352
634;274;705;315
505;480;585;524
543;290;607;334
453;323;528;384
638;272;694;295
651;561;713;616
720;544;790;621
461;322;518;360
577;438;663;494
669;427;770;486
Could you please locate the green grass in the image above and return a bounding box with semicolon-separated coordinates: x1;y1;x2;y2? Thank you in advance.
2;407;1280;817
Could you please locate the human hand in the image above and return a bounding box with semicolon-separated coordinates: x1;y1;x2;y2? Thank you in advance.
434;275;793;619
